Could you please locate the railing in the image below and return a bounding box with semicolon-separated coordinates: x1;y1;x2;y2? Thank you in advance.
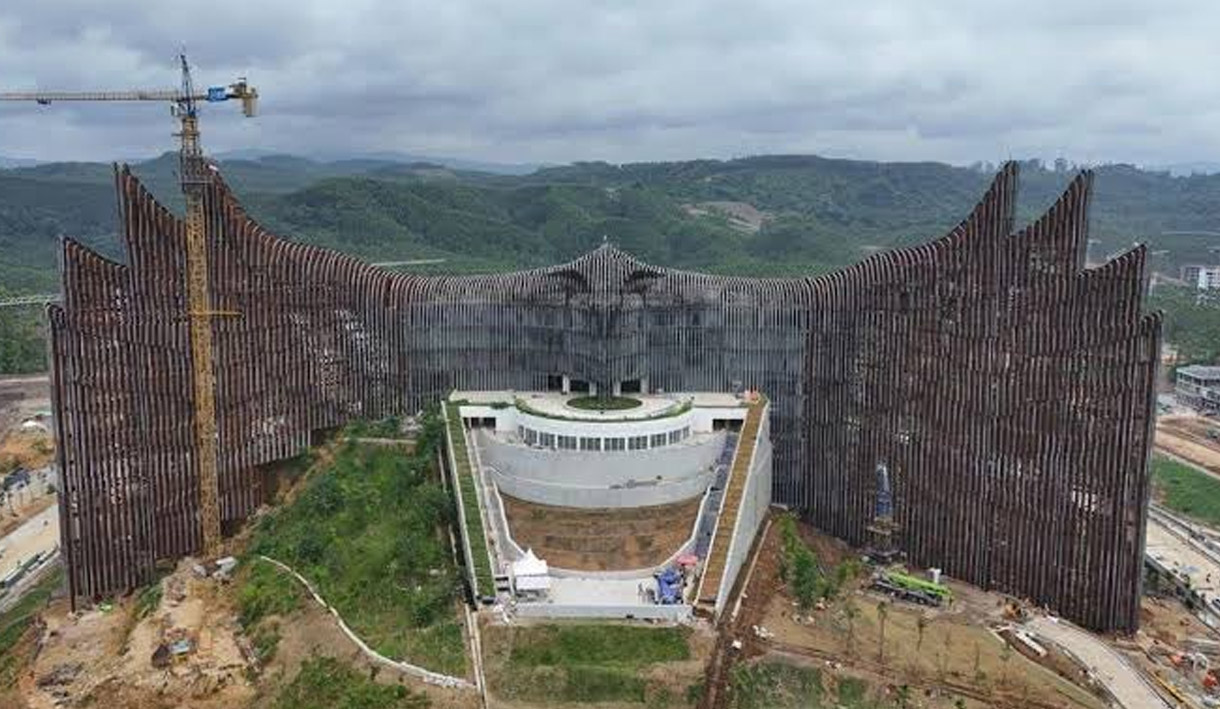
0;294;59;308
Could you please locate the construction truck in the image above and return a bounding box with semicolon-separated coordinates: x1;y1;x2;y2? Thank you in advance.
871;570;953;607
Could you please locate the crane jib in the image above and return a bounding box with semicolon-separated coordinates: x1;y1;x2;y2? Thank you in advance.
206;87;228;102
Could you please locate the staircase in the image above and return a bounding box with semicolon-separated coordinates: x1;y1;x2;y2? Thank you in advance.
697;401;763;608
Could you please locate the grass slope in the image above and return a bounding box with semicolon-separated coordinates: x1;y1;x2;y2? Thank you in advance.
1152;453;1220;526
485;624;692;704
248;412;467;676
729;660;878;709
0;567;63;687
273;656;429;709
443;404;494;597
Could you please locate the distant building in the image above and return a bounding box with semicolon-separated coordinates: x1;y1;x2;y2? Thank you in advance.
1176;365;1220;412
1181;265;1220;290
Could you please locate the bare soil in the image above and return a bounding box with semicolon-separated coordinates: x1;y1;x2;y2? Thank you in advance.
22;560;257;709
681;202;768;233
1157;415;1220;474
1128;596;1220;706
0;376;49;434
502;494;701;571
708;516;1107;709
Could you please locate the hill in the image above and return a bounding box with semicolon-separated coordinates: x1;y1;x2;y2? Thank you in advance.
6;152;1220;373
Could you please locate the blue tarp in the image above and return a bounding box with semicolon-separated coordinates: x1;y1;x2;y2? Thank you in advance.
656;567;683;604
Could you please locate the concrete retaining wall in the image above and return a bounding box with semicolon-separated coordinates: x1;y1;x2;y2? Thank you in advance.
477;430;724;508
514;603;692;621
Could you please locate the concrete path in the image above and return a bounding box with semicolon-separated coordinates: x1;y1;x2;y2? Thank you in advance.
1027;617;1170;709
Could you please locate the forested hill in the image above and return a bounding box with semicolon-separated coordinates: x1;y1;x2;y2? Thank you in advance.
6;153;1220;296
6;152;1220;374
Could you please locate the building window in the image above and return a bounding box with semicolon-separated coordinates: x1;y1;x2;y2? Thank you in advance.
669;430;682;445
539;432;555;448
524;428;538;445
580;437;601;451
629;435;648;450
558;435;577;450
682;426;690;440
605;437;625;451
651;433;668;448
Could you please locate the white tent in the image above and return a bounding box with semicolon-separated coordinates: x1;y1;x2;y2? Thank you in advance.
511;549;551;593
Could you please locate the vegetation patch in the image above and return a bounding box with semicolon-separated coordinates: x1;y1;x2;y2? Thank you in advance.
778;515;860;610
1152;454;1220;526
0;567;62;686
273;655;429;709
567;395;642;411
729;660;825;709
729;661;890;709
343;416;407;439
249;410;468;676
486;623;692;704
516;396;693;421
1150;286;1220;366
237;559;303;629
443;403;495;598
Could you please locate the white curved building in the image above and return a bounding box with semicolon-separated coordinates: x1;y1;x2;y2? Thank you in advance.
445;390;772;619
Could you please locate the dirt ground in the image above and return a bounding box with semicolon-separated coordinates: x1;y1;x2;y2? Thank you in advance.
0;430;54;474
681;202;768;233
0;376;49;434
17;560;257;709
502;494;701;570
710;515;1108;709
1130;585;1220;706
1157;415;1220;473
11;556;480;709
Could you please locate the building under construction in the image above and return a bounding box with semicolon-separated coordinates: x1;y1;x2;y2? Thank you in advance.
48;161;1160;632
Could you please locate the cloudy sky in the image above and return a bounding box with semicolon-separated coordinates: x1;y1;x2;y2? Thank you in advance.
0;0;1215;167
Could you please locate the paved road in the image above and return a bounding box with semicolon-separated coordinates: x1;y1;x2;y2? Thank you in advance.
0;554;59;614
1027;617;1170;709
1146;513;1220;603
0;504;61;614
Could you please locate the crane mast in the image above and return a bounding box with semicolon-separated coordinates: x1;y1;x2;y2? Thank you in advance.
1;55;259;560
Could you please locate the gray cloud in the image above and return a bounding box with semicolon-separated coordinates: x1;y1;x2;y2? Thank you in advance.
0;0;1215;166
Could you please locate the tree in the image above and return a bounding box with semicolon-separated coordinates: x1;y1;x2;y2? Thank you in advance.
877;601;889;666
843;600;860;657
938;630;951;681
790;544;819;610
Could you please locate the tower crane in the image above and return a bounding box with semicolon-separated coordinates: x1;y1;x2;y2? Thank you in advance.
1;55;259;560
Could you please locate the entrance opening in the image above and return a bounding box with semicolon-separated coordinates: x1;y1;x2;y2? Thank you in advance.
570;379;591;394
620;379;642;394
546;374;564;392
